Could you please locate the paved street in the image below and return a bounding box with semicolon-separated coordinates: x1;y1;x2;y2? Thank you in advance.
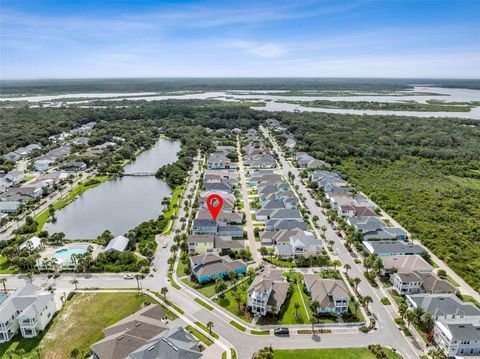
236;137;261;264
260;125;422;359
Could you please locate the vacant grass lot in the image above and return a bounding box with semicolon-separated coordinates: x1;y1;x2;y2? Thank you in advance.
273;348;403;359
0;256;17;274
0;292;154;359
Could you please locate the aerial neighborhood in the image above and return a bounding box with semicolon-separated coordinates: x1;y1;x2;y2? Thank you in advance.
0;111;479;359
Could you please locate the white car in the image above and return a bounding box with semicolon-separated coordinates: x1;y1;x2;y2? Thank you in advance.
162;242;168;248
123;274;135;280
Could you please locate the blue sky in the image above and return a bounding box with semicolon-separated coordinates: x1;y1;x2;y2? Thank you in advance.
1;0;479;79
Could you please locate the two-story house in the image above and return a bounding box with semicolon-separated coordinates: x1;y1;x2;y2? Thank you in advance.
434;318;480;357
0;284;57;343
247;268;290;316
303;275;350;314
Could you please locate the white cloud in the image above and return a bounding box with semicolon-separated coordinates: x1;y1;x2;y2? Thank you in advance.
223;40;286;58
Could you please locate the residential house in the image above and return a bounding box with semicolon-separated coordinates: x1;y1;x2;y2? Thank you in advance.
247;268;290;316
217;225;243;238
204;182;233;193
34;159;54;172
90;304;172;359
303;275;350;314
266;219;308;231
188;235;244;254
434;318;480;357
0;284;57;343
406;294;480;321
207;152;233;170
0;201;20;214
189;253;247;283
199;192;235;212
349;216;408;240
196;210;242;225
381;255;433;274
337;205;377;218
103;235;130;252
61;160;87;171
392;272;424;295
363;240;424;257
125;326;202;359
275;231;323;259
5;171;24;186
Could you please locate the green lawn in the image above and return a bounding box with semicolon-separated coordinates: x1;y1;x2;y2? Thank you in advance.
168;273;181;290
163;185;185;234
176;259;188;277
273;348;403;359
258;281;312;325
0;292;154;359
215;278;254;322
194;322;219;339
34;176;111;233
182;277;234;298
229;320;246;332
0;256;17;274
195;297;214;311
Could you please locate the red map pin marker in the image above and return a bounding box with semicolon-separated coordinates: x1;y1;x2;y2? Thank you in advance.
206;194;223;221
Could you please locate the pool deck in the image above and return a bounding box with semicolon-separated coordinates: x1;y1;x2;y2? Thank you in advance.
38;242;102;267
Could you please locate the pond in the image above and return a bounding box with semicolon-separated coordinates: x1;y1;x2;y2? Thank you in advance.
45;139;180;239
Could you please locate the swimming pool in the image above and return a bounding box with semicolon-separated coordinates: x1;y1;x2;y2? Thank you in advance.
53;246;88;264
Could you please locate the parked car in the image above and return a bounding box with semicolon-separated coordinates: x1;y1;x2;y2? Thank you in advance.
274;327;289;336
123;274;134;280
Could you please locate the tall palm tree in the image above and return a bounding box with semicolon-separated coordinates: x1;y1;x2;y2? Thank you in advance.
398;302;408;319
161;286;168;300
0;278;7;292
343;263;351;275
309;316;318;335
361;295;373;311
352;277;361;291
405;310;415;329
310;300;320;314
233;292;243;314
71;279;79;290
293;302;300;319
206;321;214;335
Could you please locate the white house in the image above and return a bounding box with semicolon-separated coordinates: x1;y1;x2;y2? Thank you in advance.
34;159;54;172
5;171;24;186
246;268;289;316
434;318;480;357
392;272;423;295
19;236;43;251
0;284;57;342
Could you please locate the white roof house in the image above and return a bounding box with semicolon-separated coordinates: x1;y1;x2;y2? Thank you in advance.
103;235;130;252
19;236;42;251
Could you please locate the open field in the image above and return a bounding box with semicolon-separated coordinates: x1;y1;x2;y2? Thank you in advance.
273;347;403;359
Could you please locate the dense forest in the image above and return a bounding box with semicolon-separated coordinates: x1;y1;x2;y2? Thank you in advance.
0;100;264;155
285;99;477;112
2;78;479;96
274;111;480;292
